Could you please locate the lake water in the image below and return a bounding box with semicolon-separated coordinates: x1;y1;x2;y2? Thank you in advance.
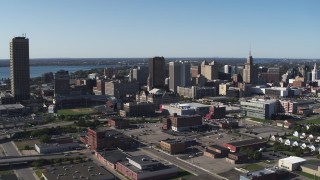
0;65;113;79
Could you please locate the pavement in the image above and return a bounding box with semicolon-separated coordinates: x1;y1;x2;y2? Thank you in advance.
1;141;37;180
0;121;74;136
140;147;226;180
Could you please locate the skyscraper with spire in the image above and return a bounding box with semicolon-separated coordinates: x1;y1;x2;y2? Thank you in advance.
243;51;257;84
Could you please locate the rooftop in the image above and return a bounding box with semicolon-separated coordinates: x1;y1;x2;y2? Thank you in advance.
128;155;160;167
0;104;25;110
241;168;276;179
97;150;128;164
225;138;266;147
279;156;306;164
43;161;114;180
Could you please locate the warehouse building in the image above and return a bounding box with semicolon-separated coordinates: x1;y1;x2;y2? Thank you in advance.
278;156;306;171
223;139;266;152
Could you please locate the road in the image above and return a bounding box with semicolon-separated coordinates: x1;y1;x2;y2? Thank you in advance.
0;121;74;136
1;141;37;180
140;147;226;180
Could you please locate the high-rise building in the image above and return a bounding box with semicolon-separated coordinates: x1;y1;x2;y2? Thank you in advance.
54;70;70;96
148;56;166;90
191;65;201;77
200;60;219;80
131;66;148;85
243;53;257;84
311;63;320;81
10;37;30;101
169;61;191;92
224;65;231;74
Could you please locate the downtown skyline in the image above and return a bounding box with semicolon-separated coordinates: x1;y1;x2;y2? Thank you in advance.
0;0;319;59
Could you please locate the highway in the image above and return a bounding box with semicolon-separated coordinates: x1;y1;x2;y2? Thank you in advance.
0;121;74;136
1;141;37;180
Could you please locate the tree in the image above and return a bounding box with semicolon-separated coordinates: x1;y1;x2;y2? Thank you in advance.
24;145;31;150
40;135;51;143
253;151;262;160
294;148;304;157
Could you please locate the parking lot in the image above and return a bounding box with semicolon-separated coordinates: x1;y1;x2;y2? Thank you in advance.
197;130;252;147
262;150;290;160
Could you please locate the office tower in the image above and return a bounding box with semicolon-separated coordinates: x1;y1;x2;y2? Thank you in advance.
200;60;219;80
191;65;201;77
243;52;257;84
311;63;318;81
54;70;70;96
169;61;191;92
224;65;231;74
261;67;280;82
298;64;310;80
132;66;148;85
10;37;30;101
148;56;166;90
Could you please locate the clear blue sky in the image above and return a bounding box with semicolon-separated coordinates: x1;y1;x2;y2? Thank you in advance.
0;0;319;59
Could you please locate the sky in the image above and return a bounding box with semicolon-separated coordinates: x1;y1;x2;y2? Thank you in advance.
0;0;319;59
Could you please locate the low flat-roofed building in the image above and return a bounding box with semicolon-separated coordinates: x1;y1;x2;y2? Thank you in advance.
116;155;178;180
160;139;186;154
161;103;211;116
42;161;115;180
223;139;266;152
301;161;320;177
204;145;229;159
107;117;129;129
240;167;289;180
96;150;128;169
226;152;247;164
35;142;79;154
0;104;25;116
278;156;306;171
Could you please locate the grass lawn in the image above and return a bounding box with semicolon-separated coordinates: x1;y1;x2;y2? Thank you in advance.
34;168;46;178
169;170;193;180
245;117;269;124
58;108;96;116
298;171;320;179
243;163;264;171
14;139;40;150
296;119;320;124
0;170;14;175
261;160;275;164
285;136;299;141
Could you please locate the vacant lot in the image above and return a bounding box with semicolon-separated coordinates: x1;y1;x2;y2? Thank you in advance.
58;108;96;116
14;139;40;150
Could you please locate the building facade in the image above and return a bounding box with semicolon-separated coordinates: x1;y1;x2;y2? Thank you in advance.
148;56;166;90
10;37;30;101
240;99;278;119
54;70;70;96
169;61;191;92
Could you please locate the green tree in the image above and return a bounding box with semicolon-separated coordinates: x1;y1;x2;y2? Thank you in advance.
40;135;51;143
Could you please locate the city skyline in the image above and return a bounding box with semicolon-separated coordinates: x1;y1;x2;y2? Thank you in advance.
0;0;319;59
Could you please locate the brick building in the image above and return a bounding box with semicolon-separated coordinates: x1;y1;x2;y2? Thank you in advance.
87;128;138;151
163;114;202;132
116;155;178;180
108;117;129;129
160;139;186;154
204;145;229;159
205;106;226;120
223;139;266;152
